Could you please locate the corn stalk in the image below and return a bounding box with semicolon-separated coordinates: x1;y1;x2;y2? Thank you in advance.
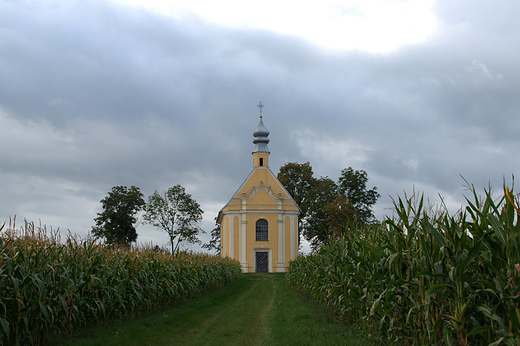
0;221;241;345
287;183;520;345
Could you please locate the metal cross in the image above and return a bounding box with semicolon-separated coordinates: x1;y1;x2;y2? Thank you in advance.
257;102;264;118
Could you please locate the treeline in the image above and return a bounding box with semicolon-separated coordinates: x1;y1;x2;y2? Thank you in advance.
287;184;520;345
0;222;241;345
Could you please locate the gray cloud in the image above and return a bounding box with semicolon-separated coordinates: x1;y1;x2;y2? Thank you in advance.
1;0;520;251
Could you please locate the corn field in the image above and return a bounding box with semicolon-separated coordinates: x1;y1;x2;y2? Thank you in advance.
287;184;520;345
0;222;241;345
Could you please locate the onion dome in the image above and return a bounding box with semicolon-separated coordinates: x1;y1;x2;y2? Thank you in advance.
252;117;270;153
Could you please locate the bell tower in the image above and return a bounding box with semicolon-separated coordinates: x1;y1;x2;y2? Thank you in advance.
252;102;270;168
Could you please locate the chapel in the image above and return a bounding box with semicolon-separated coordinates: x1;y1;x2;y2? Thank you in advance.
217;106;300;273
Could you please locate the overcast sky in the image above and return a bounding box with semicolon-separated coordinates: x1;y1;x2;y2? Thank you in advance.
1;0;519;253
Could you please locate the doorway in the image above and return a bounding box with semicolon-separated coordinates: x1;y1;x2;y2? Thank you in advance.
255;251;269;272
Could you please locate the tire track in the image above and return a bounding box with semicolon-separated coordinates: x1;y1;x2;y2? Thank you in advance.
254;277;277;346
175;280;261;344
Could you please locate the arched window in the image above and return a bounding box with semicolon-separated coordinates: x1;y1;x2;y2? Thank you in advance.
256;219;268;241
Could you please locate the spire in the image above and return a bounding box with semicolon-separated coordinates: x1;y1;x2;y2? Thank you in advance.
253;102;270;153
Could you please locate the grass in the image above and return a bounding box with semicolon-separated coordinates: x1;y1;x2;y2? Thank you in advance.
265;274;379;346
54;273;381;346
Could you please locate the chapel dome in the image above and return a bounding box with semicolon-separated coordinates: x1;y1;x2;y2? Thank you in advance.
253;118;270;138
252;117;270;153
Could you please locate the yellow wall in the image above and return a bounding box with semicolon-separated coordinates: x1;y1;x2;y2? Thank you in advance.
253;152;269;168
244;213;278;272
219;166;299;273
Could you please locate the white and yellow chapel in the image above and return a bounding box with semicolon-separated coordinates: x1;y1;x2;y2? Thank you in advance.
217;107;300;273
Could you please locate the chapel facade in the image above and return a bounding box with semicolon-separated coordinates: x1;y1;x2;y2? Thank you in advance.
217;110;300;273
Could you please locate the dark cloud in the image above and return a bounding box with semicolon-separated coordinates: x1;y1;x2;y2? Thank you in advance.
1;0;520;251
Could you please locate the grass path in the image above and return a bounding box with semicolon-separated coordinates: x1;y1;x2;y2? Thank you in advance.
55;274;381;346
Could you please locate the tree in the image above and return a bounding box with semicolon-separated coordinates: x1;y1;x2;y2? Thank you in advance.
91;186;145;247
143;185;204;253
277;162;317;246
277;162;380;249
302;176;339;248
324;195;356;239
337;167;380;224
277;162;316;217
202;217;221;255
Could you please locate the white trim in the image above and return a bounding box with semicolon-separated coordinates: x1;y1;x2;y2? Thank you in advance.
295;216;299;258
221;216;227;257
277;216;285;272
221;210;299;216
217;166;302;224
290;215;295;260
229;215;234;259
240;215;247;272
242;185;284;203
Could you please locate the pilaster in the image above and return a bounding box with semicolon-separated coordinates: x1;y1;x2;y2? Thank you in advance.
277;216;285;272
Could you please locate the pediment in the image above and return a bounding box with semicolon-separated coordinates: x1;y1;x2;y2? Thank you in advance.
218;166;301;221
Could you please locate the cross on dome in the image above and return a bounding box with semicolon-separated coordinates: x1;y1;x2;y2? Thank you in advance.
257;102;264;118
252;104;270;153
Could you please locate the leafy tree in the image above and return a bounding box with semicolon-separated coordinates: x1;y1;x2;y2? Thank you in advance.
302;176;339;248
92;186;145;247
278;162;380;249
202;217;221;255
277;162;317;246
337;167;380;224
143;185;204;253
324;195;356;239
277;161;316;217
